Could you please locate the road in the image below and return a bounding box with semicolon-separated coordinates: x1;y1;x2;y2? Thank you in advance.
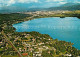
1;30;23;57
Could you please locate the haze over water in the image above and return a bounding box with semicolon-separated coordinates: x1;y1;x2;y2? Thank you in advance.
13;17;80;50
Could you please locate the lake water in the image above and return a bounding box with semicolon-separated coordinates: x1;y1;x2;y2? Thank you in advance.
13;17;80;50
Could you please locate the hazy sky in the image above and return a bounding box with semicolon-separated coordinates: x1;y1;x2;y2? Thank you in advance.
0;0;80;9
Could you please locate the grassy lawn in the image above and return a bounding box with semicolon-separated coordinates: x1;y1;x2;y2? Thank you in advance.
0;48;3;51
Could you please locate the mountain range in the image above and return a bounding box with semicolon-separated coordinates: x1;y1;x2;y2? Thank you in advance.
0;3;80;13
48;3;80;11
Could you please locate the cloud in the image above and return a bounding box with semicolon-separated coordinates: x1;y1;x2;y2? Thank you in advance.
18;0;38;3
0;0;39;6
0;0;65;7
59;2;67;4
0;0;15;6
46;0;64;2
7;0;15;6
0;0;80;8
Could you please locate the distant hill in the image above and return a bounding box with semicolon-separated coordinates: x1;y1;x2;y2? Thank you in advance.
48;3;80;11
60;3;80;7
1;3;80;13
0;8;45;13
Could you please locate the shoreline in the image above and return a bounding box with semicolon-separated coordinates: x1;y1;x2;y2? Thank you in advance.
13;17;77;48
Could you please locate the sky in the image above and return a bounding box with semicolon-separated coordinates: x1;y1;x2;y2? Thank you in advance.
0;0;80;10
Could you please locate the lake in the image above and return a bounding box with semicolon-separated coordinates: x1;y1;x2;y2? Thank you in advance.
13;17;80;50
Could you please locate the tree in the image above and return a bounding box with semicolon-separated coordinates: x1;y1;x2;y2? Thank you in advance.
0;27;2;32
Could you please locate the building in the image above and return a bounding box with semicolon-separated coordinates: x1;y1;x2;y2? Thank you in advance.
22;53;28;56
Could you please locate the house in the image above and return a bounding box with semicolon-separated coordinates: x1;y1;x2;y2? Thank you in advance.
36;54;41;57
19;48;22;52
64;54;72;57
38;48;43;53
43;46;49;49
22;53;28;56
22;39;29;42
0;42;2;44
26;44;31;47
33;52;42;57
29;48;34;52
38;42;44;45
